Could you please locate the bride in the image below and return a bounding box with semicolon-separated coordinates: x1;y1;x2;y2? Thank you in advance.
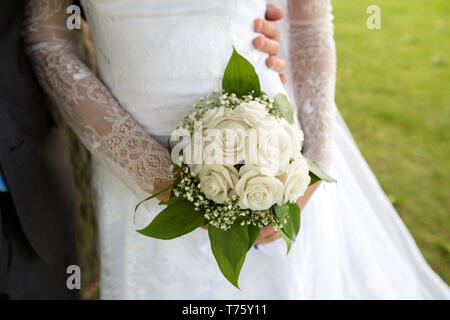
24;0;449;299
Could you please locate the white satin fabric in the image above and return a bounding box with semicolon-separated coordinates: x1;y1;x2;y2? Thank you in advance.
81;0;449;299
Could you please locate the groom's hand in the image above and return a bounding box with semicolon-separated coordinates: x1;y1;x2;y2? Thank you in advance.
254;4;287;84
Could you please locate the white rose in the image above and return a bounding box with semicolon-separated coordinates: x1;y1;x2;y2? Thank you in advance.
278;117;304;159
231;101;268;128
198;165;239;204
279;157;311;203
254;118;293;176
201;107;230;130
235;165;283;211
203;120;248;165
216;120;248;165
201;128;223;165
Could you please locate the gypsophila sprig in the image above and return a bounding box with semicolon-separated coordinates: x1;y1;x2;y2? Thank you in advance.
177;90;280;134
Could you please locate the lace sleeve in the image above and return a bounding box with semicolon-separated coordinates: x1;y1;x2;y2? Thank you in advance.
288;0;336;170
23;0;172;196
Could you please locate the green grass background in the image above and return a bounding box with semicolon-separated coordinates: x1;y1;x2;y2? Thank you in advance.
72;0;450;298
333;0;449;284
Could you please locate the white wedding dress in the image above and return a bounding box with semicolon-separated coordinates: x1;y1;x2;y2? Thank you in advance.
24;0;449;299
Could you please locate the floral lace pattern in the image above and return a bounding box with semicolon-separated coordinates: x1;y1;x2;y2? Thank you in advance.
288;0;336;170
23;0;172;196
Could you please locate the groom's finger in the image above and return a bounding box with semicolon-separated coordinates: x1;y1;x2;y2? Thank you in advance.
266;55;286;73
253;35;280;56
265;4;284;21
254;18;280;40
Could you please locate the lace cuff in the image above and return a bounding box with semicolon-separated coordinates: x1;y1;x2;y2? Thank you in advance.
23;0;172;196
288;0;336;170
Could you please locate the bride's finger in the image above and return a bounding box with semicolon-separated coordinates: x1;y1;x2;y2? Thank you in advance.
254;18;280;40
280;73;288;84
257;225;278;239
254;230;281;245
258;225;274;235
255;235;281;245
266;55;286;73
253;35;280;56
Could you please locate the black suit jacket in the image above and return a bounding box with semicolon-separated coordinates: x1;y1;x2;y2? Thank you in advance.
0;1;78;263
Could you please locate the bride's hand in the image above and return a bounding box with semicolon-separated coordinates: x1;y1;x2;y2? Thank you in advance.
154;180;173;202
252;183;321;245
253;183;321;245
297;182;321;212
155;164;181;202
254;225;281;245
254;4;287;84
200;224;281;245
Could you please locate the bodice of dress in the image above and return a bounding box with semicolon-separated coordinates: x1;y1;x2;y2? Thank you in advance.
80;0;286;143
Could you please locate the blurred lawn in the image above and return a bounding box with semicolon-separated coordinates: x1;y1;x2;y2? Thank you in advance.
333;0;450;283
70;0;450;299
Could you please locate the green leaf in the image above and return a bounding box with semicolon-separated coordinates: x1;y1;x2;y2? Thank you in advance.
285;203;301;240
134;183;175;225
208;222;249;289
247;224;260;251
309;172;321;186
222;47;261;97
278;228;293;254
306;158;337;185
134;183;173;214
273;205;291;253
137;197;206;240
159;196;180;206
273;203;301;254
273;93;295;124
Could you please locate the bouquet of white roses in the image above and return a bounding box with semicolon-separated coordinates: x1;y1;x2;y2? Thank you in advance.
135;48;335;288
